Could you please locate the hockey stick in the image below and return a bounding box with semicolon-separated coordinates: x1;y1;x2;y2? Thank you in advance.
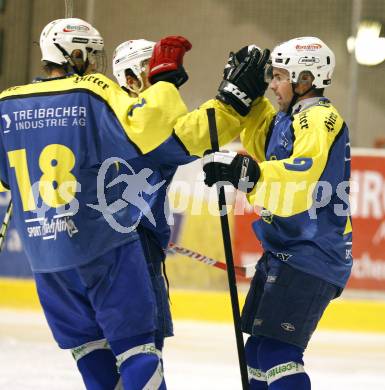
0;200;13;252
167;242;256;278
206;108;249;389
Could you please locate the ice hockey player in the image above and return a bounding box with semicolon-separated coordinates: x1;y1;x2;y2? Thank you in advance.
0;17;271;390
111;37;278;388
203;37;352;389
112;37;184;385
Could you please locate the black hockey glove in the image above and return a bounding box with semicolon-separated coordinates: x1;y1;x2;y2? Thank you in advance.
202;151;260;193
217;45;270;116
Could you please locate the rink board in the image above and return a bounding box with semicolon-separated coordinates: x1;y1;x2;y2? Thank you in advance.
1;148;385;291
1;149;385;333
1;278;384;333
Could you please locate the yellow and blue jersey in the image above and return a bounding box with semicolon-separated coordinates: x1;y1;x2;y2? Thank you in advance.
0;73;254;272
241;98;352;288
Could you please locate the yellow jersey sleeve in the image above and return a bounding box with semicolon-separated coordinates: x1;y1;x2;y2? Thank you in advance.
240;98;276;161
0;75;271;161
109;81;250;157
0;75;189;156
121;82;189;154
247;105;345;217
173;98;248;157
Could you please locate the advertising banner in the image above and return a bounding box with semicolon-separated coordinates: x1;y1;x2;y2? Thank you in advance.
348;149;385;290
1;149;385;292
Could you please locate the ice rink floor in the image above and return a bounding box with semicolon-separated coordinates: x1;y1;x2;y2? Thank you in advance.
1;308;385;390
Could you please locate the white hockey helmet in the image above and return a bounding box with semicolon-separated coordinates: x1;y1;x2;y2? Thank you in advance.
40;18;104;71
112;39;155;88
268;37;335;88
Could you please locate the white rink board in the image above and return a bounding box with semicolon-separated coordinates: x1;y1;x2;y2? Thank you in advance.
1;309;385;390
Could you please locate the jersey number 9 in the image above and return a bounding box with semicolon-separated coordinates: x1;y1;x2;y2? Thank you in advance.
283;157;313;172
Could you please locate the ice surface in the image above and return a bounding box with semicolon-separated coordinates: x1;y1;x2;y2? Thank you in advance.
1;309;384;389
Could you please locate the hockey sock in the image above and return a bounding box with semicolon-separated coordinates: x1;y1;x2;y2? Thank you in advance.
258;337;311;389
245;336;268;389
73;340;120;390
155;334;164;352
110;332;165;390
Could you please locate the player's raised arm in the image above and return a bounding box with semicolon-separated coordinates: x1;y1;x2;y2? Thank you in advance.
126;41;272;166
172;45;272;159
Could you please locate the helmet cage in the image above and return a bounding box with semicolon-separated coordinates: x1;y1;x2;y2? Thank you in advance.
40;18;105;75
86;48;107;74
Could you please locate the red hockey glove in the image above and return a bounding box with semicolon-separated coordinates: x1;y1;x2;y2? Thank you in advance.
149;36;192;88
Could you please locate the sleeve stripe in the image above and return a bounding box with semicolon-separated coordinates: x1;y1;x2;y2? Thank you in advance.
171;130;192;157
0;87;101;102
288;123;296;157
326;121;346;164
0;180;9;190
317;120;346;180
264;114;276;158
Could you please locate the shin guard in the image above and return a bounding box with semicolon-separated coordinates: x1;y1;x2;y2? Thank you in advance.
257;337;311;390
111;333;164;390
245;336;268;390
72;339;120;390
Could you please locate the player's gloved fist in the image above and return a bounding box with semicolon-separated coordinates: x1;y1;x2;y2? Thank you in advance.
222;45;252;79
217;45;270;116
202;151;260;193
149;36;192;88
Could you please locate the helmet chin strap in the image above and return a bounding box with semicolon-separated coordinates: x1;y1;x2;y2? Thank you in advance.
54;43;87;76
125;76;144;96
287;83;315;115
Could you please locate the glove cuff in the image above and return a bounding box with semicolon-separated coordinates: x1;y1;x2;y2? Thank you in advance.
232;155;260;193
217;80;252;116
150;66;189;88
